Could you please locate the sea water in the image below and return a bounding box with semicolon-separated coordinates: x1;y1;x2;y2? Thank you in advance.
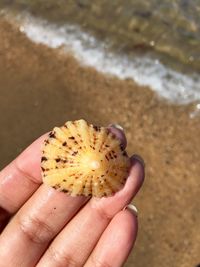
0;1;200;105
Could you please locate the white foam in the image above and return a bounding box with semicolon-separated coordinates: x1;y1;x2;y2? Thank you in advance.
5;11;200;104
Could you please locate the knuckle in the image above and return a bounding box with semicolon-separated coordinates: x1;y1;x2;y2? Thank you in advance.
18;214;55;244
15;160;40;185
90;201;112;222
48;246;80;267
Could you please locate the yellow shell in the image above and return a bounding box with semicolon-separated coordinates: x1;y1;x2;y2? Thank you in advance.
41;119;130;197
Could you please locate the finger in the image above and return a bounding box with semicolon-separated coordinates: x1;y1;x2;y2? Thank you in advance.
108;124;127;149
0;134;47;215
0;184;88;267
85;209;138;267
36;157;144;267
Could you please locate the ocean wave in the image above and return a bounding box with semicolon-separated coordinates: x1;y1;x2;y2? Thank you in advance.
2;10;200;104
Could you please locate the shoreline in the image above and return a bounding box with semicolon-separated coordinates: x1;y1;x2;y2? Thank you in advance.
2;9;200;104
1;1;200;73
0;17;200;267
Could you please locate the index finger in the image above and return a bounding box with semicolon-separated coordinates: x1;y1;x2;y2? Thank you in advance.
0;133;47;217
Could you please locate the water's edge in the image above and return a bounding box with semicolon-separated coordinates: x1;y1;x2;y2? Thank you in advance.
2;9;200;105
1;0;200;73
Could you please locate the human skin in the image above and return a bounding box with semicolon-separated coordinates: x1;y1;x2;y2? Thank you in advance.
0;126;144;267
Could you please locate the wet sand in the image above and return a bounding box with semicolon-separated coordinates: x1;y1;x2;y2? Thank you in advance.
0;18;200;267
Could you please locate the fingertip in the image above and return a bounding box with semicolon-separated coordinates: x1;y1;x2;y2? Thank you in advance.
84;209;138;267
122;208;138;237
123;154;145;198
107;124;127;149
116;209;138;243
130;154;145;169
130;155;145;183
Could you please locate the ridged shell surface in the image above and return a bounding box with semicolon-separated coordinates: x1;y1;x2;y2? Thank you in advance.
41;119;130;197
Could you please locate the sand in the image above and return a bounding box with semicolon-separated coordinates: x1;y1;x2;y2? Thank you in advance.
0;18;200;267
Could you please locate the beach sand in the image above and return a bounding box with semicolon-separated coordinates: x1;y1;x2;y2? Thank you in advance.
0;18;200;267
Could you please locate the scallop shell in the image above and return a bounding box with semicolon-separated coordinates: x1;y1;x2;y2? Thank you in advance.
41;119;130;197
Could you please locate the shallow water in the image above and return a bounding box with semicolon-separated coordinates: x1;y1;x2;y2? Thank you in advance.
0;0;200;73
1;7;200;104
0;0;200;104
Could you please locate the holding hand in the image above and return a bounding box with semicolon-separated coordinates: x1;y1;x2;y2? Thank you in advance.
0;126;144;267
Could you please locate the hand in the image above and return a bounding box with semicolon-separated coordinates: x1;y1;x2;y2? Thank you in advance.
0;126;144;267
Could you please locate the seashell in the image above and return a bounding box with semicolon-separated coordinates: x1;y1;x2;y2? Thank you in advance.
41;119;130;197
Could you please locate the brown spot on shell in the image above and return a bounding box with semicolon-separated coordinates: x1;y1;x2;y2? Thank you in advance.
41;156;47;162
93;125;101;131
61;189;69;193
52;184;60;189
44;140;49;145
49;132;56;138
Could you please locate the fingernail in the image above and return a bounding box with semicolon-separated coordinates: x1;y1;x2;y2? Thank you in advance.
109;124;124;131
131;154;145;168
124;204;138;217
